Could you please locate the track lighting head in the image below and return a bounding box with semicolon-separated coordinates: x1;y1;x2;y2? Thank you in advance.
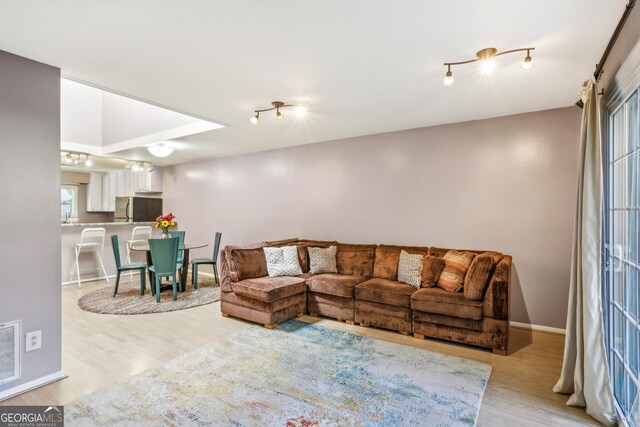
520;49;534;72
443;66;454;86
276;109;284;120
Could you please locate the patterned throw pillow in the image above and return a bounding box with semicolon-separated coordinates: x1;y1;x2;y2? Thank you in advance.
421;255;446;288
308;246;338;274
397;250;424;288
438;250;476;292
263;246;303;277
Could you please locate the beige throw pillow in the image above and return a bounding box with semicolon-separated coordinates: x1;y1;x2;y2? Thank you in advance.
397;250;424;288
263;246;303;277
308;246;338;274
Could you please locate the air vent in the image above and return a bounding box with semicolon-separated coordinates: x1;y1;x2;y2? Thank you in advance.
0;321;20;385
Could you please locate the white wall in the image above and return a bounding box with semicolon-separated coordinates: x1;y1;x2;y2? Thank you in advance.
0;50;62;394
163;107;581;329
61;78;103;147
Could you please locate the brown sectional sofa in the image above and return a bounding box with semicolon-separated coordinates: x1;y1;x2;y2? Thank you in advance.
220;238;511;354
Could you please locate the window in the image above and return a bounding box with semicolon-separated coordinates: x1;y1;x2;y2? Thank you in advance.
606;86;639;426
61;184;78;221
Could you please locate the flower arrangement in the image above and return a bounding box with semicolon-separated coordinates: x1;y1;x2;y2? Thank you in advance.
155;212;176;238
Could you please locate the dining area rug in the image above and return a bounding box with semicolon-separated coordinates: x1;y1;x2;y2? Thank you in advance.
77;274;220;315
64;319;492;426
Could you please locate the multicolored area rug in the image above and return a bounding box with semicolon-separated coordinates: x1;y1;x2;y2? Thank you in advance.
65;320;491;426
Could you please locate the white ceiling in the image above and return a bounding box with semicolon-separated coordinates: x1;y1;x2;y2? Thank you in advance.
0;1;628;165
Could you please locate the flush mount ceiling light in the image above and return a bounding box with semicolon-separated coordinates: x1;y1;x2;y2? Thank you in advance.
250;101;306;124
443;47;535;85
147;142;174;157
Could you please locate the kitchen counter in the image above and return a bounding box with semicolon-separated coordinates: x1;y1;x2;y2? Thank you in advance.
61;222;158;285
62;221;156;228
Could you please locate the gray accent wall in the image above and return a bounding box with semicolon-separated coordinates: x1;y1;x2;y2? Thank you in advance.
0;51;62;392
163;106;581;329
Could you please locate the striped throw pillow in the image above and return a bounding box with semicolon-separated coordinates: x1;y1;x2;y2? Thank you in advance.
438;250;476;292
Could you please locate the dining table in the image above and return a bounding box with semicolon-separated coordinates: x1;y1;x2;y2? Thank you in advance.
131;242;208;294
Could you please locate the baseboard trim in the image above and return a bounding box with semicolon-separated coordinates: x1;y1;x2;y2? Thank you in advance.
0;371;67;402
62;274;116;286
510;321;565;335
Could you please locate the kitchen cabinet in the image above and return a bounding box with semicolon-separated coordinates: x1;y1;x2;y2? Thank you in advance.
87;172;117;212
114;170;135;197
86;172;102;212
131;167;163;193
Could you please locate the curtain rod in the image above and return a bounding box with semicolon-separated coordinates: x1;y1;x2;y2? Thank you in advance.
576;0;636;108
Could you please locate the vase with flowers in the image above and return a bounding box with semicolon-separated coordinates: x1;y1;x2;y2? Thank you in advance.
155;213;176;238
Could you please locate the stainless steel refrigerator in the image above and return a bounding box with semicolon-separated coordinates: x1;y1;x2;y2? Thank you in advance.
114;196;163;223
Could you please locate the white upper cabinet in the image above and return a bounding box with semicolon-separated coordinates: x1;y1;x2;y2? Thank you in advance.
131;167;163;193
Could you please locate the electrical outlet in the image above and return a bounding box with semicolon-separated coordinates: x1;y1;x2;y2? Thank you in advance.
26;330;41;352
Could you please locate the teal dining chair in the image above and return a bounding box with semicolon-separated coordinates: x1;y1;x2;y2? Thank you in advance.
191;232;222;288
148;237;182;303
110;235;147;297
172;230;186;264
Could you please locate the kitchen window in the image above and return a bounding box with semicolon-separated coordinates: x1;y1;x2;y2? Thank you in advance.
61;184;78;222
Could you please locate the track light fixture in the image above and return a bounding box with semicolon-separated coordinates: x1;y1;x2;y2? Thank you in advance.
250;101;305;124
443;47;535;85
60;152;93;167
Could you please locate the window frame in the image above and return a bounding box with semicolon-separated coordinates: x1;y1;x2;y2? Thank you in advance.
61;184;79;222
603;40;640;426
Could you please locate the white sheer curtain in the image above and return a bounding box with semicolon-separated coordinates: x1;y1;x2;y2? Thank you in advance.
553;77;617;426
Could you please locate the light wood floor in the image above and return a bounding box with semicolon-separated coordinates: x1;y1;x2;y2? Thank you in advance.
2;277;600;426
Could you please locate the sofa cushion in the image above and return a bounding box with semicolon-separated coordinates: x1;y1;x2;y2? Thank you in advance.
263;246;303;277
336;243;376;276
421;255;446;288
397;250;424;288
308;246;338;274
306;273;368;298
372;245;430;280
355;278;418;307
411;287;483;320
464;256;494;300
228;247;268;281
232;276;306;303
438;250;476;292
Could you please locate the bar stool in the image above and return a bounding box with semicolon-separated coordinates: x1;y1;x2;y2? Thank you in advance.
69;227;110;288
125;226;152;278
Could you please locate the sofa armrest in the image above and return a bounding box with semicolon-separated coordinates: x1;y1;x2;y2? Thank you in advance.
220;248;236;293
482;255;511;320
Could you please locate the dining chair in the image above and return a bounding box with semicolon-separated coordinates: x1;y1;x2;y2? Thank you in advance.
172;230;186;264
148;237;182;303
191;232;222;288
110;235;147;297
125;226;152;278
69;227;109;288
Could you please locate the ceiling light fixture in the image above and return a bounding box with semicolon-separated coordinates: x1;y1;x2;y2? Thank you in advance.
60;151;97;168
250;101;305;124
147;142;174;158
443;47;535;85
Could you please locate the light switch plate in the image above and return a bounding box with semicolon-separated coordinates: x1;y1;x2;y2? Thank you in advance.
26;330;41;352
